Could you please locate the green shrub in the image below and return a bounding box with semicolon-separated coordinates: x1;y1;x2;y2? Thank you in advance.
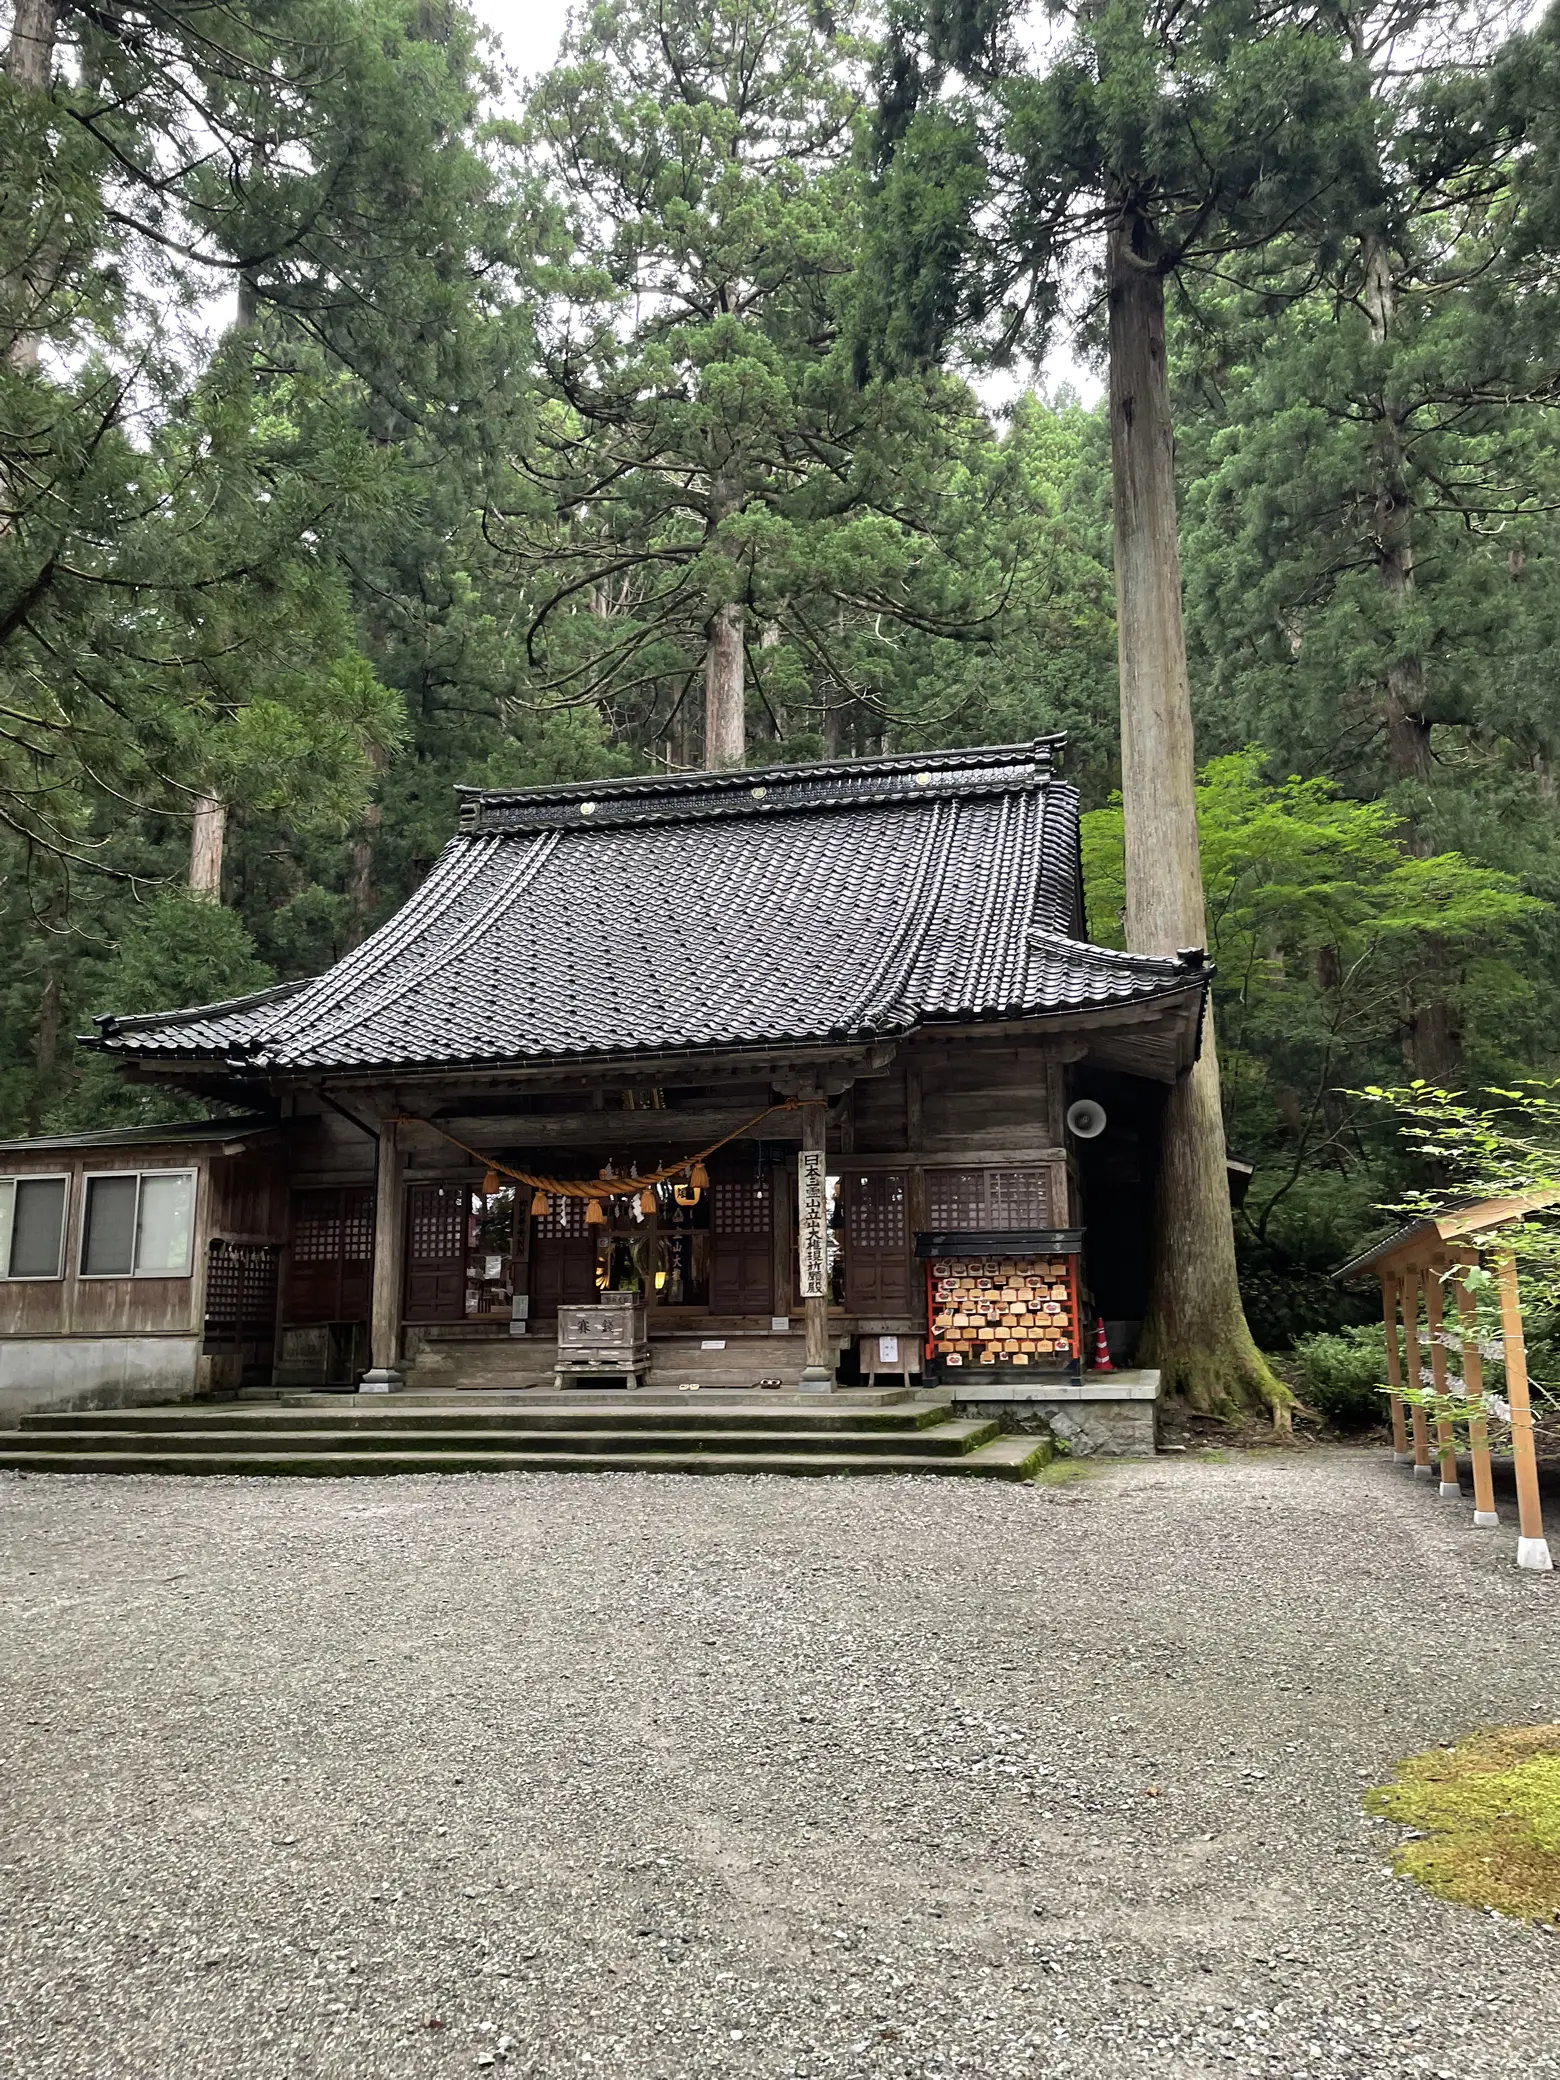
1292;1324;1389;1428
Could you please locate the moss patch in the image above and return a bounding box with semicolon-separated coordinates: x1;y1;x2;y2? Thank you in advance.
1366;1725;1560;1924
1030;1456;1102;1487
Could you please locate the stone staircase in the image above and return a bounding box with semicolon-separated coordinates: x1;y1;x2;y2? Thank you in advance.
405;1327;814;1393
0;1396;1049;1481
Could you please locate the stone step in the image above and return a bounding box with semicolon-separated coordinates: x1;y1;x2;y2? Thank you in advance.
18;1400;949;1435
407;1332;815;1393
0;1436;1048;1480
0;1418;998;1460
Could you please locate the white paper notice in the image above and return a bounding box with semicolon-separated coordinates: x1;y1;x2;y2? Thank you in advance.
798;1150;828;1298
878;1335;899;1364
701;1339;726;1351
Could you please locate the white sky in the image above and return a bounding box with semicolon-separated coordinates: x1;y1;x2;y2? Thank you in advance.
474;0;572;84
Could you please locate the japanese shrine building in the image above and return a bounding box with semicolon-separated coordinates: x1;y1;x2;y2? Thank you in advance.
0;741;1208;1417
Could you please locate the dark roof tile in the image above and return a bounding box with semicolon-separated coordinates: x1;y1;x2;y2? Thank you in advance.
89;743;1206;1076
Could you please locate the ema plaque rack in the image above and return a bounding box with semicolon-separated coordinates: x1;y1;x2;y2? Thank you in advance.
916;1228;1084;1381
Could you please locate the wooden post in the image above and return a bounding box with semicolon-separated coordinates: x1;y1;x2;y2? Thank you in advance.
362;1115;405;1392
1452;1262;1498;1528
1402;1265;1432;1478
1382;1273;1411;1463
1495;1251;1553;1572
1422;1264;1461;1498
641;1200;659;1325
798;1099;833;1393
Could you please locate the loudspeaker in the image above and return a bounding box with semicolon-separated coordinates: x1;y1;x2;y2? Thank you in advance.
1066;1098;1108;1141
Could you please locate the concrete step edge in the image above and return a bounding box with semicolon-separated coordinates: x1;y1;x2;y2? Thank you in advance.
0;1449;1042;1480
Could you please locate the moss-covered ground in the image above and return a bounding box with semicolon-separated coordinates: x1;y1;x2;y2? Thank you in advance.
1366;1724;1560;1924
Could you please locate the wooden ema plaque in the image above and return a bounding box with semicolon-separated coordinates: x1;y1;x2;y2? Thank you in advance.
918;1231;1083;1373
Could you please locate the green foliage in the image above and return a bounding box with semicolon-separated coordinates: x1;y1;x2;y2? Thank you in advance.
6;0;1560;1336
1084;753;1541;1273
45;893;274;1132
1291;1324;1390;1429
505;0;1083;764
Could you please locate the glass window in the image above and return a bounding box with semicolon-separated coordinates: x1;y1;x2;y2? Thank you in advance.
0;1176;68;1279
81;1171;196;1277
82;1176;138;1275
136;1173;193;1273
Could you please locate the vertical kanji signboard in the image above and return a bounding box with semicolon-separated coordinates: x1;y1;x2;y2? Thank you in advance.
798;1150;828;1299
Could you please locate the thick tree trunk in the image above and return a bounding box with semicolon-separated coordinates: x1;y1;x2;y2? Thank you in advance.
28;970;61;1130
4;0;57;88
347;807;380;944
3;0;61;374
1362;234;1432;787
1363;231;1460;1081
346;742;388;944
704;600;746;769
190;794;227;899
1105;207;1287;1422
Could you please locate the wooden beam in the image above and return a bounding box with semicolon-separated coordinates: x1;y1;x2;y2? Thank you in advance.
1450;1257;1498;1528
429;1107;804;1151
1422;1263;1462;1498
1402;1265;1432;1479
363;1115;405;1391
1382;1272;1410;1464
1495;1250;1554;1571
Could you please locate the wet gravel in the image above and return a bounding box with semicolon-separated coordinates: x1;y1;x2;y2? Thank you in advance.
1;1449;1558;2080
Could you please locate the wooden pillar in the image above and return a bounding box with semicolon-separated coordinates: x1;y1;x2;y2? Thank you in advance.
1452;1261;1498;1528
769;1156;791;1326
363;1115;405;1391
1422;1264;1461;1498
1495;1251;1553;1572
798;1099;833;1392
1402;1265;1432;1478
1382;1273;1411;1463
641;1200;660;1324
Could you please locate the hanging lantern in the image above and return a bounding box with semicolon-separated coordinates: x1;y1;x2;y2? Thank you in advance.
530;1189;550;1219
584;1197;607;1227
690;1158;710;1190
638;1188;657;1217
482;1167;501;1198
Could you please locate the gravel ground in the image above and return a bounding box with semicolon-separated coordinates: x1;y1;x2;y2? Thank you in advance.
2;1450;1559;2080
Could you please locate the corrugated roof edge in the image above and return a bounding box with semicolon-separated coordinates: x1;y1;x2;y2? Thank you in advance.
457;737;1062;809
0;1116;277;1153
85;976;312;1041
458;739;1064;832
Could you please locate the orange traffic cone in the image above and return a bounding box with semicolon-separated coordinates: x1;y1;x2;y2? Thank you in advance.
1090;1316;1114;1372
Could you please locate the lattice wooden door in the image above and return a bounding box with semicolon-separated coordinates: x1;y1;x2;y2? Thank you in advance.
404;1182;467;1321
709;1171;773;1314
843;1171;910;1313
283;1187;374;1324
530;1192;597;1314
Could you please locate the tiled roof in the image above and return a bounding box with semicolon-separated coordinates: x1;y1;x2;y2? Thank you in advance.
88;742;1209;1078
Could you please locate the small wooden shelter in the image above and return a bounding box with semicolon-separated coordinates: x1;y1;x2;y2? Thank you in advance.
1339;1195;1558;1573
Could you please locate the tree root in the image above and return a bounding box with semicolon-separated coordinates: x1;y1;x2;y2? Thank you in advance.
1142;1327;1295;1430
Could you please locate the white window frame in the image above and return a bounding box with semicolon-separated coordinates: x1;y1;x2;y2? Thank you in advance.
0;1173;70;1281
78;1168;198;1280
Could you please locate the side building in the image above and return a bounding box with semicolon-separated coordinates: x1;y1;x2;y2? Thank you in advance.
0;743;1208;1431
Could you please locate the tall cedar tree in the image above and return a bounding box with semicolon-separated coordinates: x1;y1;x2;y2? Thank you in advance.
0;0;521;1121
513;0;1005;769
0;0;514;882
867;0;1388;1416
1175;1;1560;1081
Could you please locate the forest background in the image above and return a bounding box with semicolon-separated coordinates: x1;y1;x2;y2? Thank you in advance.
5;0;1560;1346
